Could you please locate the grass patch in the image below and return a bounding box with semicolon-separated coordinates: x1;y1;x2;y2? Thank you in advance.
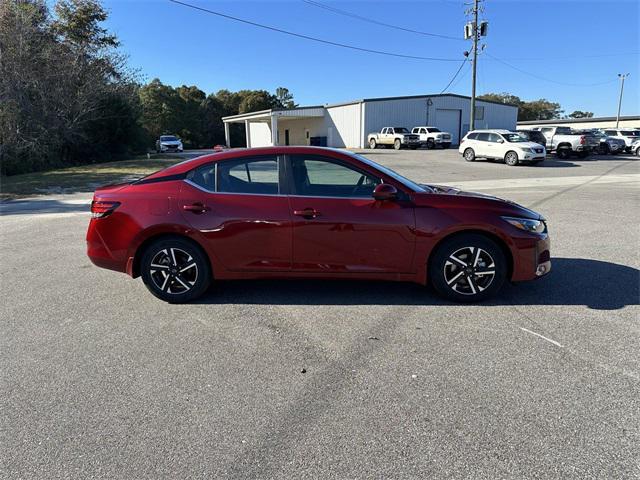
0;155;185;199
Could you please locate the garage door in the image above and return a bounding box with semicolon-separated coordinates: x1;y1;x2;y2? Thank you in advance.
435;109;461;145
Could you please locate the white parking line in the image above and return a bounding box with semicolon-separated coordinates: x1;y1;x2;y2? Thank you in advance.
520;327;564;348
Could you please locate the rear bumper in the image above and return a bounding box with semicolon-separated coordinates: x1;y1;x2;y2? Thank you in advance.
86;219;128;274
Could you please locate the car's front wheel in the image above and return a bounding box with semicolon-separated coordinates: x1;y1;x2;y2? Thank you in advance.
394;139;402;150
140;237;211;303
369;138;377;149
429;234;507;302
505;151;519;166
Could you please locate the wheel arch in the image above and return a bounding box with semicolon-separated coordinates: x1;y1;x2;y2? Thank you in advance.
426;229;514;282
504;149;519;160
130;231;212;279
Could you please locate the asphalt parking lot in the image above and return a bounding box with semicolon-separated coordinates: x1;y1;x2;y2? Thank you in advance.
1;148;639;479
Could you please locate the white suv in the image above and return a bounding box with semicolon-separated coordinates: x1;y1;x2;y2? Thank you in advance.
602;129;640;152
459;130;546;166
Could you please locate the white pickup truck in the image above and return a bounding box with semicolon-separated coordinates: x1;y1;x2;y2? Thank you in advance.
532;126;598;159
411;126;452;149
368;127;420;150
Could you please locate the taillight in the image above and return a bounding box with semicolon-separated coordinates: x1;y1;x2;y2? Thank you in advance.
580;136;586;145
91;200;120;219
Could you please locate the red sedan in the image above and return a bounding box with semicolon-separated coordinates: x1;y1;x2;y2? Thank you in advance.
87;147;550;303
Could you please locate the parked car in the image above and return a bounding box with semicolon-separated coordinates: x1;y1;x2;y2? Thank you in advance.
458;130;546;166
411;126;452;149
631;139;640;156
530;126;597;159
156;135;183;153
368;127;420;150
87;146;551;303
576;129;625;154
602;128;640;152
514;129;547;149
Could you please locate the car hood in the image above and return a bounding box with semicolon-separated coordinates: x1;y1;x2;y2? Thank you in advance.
161;141;181;145
418;183;543;220
511;141;545;149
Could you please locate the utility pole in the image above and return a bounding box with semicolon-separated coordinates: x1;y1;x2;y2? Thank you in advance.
616;73;629;128
464;0;486;132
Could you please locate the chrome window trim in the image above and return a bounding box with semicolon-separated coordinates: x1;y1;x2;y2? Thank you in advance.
183;179;283;197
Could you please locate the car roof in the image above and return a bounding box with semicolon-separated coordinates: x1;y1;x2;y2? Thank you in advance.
143;146;354;179
468;129;512;134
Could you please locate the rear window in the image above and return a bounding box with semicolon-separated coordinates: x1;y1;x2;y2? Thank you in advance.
621;130;640;136
556;127;572;135
427;128;441;133
466;132;479;140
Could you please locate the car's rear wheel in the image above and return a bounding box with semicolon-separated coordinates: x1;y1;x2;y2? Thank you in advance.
463;148;475;162
556;148;571;159
427;139;435;149
394;139;402;150
429;234;507;302
505;151;519;166
141;237;211;303
369;138;377;149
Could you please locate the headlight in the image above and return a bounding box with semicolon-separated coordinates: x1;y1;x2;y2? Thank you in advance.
519;147;535;153
501;216;546;234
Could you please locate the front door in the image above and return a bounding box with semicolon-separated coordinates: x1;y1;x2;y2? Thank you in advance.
286;154;416;273
179;154;291;271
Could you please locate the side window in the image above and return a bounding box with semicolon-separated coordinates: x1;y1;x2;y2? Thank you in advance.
541;128;553;133
421;128;427;134
188;163;216;191
466;132;478;140
476;132;490;142
381;128;388;134
290;155;381;198
604;130;616;136
220;157;278;194
488;133;502;143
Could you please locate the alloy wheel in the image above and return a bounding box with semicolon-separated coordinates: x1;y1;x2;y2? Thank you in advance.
443;246;496;296
505;152;518;166
149;247;198;294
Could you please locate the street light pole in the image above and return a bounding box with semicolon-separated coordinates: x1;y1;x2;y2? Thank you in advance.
616;73;629;128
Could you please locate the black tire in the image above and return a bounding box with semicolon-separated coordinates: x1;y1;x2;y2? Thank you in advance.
394;139;402;150
369;138;377;149
463;148;475;162
505;151;519;166
140;237;211;303
556;148;571;159
429;234;507;302
426;139;435;150
601;143;610;155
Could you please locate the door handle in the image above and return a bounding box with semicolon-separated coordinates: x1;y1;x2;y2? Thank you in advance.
183;203;210;214
293;208;320;219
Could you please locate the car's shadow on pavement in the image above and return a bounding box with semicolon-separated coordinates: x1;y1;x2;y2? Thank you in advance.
196;258;639;310
0;198;90;215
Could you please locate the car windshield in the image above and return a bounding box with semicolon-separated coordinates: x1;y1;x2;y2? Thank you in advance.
503;133;527;142
393;128;410;133
346;152;428;193
621;130;640;136
428;128;441;132
160;136;178;141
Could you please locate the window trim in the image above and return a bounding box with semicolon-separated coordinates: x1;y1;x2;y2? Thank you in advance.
185;154;283;196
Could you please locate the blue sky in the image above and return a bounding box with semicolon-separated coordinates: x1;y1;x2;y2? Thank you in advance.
103;0;639;116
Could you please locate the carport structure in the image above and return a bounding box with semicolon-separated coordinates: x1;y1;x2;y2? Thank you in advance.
222;106;325;148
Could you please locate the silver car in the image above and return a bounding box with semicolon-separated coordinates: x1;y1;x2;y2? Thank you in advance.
155;135;183;153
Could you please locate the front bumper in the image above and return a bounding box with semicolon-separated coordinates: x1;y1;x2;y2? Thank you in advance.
160;144;183;152
511;234;551;282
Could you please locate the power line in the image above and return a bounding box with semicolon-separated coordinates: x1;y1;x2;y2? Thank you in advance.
302;0;463;41
486;53;619;87
440;59;469;93
169;0;462;62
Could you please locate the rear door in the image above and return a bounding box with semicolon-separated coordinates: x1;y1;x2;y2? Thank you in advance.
179;155;292;271
286;154;416;273
474;132;491;157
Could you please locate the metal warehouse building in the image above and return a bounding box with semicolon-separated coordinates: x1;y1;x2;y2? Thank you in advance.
223;93;518;149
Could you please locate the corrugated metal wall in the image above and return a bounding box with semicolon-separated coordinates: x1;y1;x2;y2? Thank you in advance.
325;103;362;148
363;95;518;145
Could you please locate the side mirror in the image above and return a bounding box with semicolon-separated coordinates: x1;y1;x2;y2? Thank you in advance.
497;138;504;144
373;183;398;201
